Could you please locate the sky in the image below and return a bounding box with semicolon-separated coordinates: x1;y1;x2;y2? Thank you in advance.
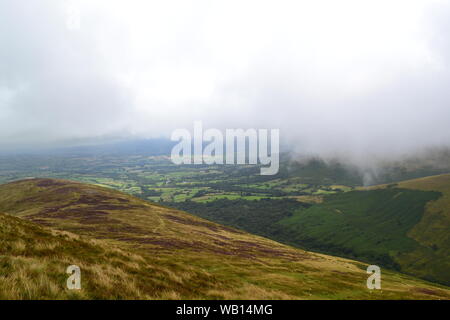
1;0;450;159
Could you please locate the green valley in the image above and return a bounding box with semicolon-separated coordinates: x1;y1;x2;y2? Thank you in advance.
1;152;450;295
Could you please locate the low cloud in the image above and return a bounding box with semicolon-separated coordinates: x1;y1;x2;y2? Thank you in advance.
1;0;450;162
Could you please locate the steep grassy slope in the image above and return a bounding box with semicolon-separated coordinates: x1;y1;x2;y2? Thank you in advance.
367;174;450;285
278;189;440;268
275;175;450;285
0;178;449;299
174;187;448;284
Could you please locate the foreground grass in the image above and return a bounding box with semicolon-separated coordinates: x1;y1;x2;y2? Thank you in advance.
0;213;220;299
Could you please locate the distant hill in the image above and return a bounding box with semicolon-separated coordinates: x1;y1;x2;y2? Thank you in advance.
282;148;450;186
0;178;448;299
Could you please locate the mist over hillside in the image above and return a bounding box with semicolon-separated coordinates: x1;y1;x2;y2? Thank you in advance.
2;136;448;187
1;0;450;160
285;146;450;186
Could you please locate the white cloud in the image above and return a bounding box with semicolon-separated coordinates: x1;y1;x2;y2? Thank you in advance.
0;0;449;156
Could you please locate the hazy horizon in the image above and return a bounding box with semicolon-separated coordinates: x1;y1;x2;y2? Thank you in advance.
1;0;450;161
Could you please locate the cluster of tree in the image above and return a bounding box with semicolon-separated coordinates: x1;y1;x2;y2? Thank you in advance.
140;186;163;197
166;198;309;237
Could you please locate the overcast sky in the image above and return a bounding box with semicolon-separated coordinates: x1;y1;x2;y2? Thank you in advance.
1;0;449;158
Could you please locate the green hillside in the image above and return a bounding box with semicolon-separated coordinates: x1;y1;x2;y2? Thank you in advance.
278;188;441;270
175;174;450;286
0;178;449;299
379;174;450;284
277;175;450;286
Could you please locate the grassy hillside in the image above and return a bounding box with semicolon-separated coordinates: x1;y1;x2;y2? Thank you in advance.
0;212;216;299
0;178;449;299
174;175;450;287
370;174;450;285
278;189;440;268
276;175;450;285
